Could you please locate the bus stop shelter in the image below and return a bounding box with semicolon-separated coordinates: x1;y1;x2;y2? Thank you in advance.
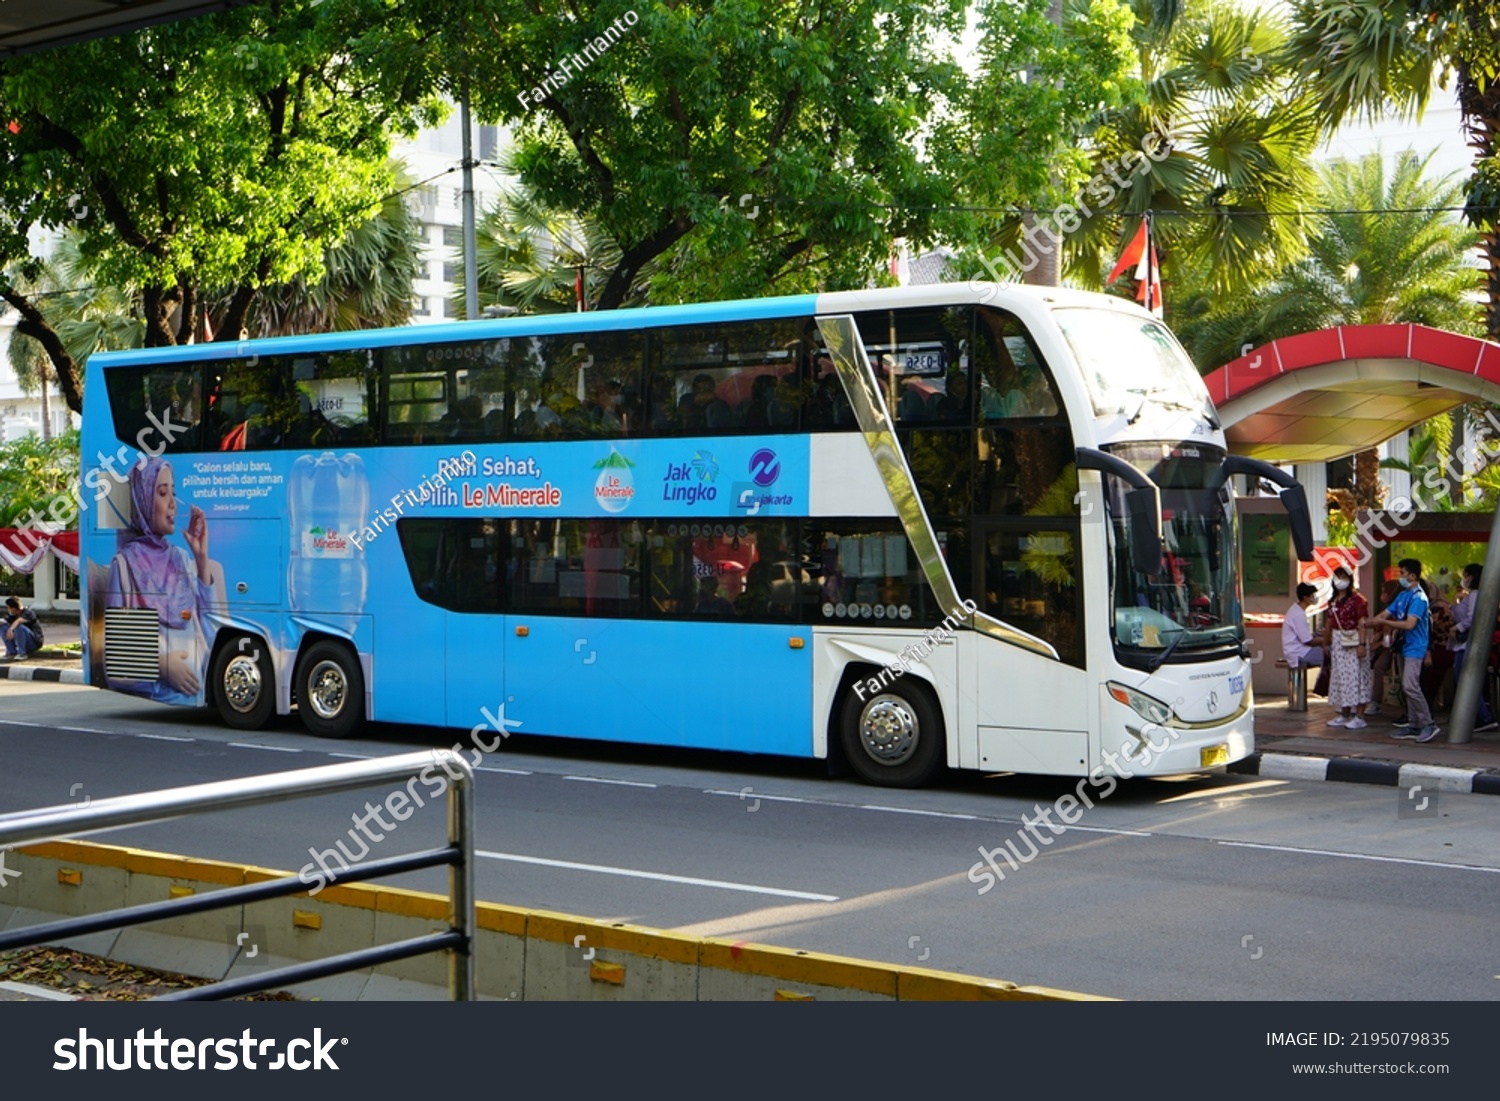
1204;323;1500;743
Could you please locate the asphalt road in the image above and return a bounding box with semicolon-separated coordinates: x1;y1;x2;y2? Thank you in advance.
2;681;1498;1000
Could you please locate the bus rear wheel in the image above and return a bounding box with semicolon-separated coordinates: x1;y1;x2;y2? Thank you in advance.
296;640;365;739
211;635;276;731
839;677;944;788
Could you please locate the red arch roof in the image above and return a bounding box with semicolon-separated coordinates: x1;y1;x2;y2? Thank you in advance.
1202;324;1500;463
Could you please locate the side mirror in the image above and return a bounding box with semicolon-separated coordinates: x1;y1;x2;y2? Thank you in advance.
1127;486;1164;576
1280;484;1314;561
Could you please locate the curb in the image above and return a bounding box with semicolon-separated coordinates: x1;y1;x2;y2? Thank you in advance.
0;665;85;685
1230;752;1500;795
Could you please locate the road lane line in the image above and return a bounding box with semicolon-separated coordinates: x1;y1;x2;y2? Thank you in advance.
227;743;302;753
856;804;981;820
703;789;815;805
57;727;110;735
132;733;194;742
0;720;45;727
476;850;839;901
1219;840;1500;874
564;775;657;788
476;766;532;775
326;752;373;759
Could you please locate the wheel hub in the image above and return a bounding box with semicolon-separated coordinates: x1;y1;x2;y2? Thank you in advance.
307;660;347;720
860;695;919;764
222;655;263;714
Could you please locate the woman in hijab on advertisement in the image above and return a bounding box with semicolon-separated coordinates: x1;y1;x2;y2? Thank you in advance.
106;456;224;703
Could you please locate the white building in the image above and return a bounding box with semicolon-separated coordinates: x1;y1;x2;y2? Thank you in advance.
393;111;509;325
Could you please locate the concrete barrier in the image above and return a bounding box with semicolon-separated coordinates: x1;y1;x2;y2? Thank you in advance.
0;841;1110;1002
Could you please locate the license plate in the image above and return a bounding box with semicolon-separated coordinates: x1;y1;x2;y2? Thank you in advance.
1200;743;1229;767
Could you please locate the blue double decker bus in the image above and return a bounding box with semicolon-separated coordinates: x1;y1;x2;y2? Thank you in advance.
79;283;1311;786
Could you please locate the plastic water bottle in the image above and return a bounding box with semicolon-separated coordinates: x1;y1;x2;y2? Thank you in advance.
288;452;368;619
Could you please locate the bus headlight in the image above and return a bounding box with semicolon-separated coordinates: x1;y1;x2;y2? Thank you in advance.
1107;683;1174;726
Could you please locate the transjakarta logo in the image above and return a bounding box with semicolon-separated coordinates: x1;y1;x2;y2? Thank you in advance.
663;450;718;505
749;448;780;487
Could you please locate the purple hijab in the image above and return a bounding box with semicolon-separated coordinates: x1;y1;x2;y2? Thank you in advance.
111;457;197;627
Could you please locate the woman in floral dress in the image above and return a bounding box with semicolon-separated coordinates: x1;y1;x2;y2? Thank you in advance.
1325;565;1372;727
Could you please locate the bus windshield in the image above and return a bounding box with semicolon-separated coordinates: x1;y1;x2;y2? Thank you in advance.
1104;442;1243;659
1053;307;1209;420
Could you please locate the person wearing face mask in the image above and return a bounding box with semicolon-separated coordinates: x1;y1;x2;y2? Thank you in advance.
1448;563;1499;733
1363;558;1438;742
1323;566;1371;728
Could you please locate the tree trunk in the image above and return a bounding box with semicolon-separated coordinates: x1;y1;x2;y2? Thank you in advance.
1352;447;1382;510
39;359;50;441
0;287;84;414
142;285;182;347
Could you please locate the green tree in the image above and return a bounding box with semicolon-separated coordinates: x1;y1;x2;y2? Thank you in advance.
0;428;80;528
1066;0;1323;299
211;179;427;337
465;152;637;316
420;0;1134;309
1287;0;1500;338
0;1;442;412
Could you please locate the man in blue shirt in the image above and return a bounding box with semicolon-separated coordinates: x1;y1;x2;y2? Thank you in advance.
1365;558;1436;742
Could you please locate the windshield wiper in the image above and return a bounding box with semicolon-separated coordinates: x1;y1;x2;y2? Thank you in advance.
1146;627;1188;672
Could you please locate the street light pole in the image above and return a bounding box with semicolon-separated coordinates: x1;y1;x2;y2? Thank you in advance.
460;82;480;322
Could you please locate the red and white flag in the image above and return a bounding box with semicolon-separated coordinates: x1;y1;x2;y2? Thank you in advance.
1107;220;1163;316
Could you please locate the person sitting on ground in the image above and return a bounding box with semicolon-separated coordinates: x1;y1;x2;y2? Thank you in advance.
2;596;43;662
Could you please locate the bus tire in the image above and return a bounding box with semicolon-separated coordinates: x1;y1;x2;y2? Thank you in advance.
839;677;944;788
295;640;365;739
211;635;276;731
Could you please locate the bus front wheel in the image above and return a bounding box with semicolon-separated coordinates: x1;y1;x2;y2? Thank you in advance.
211;635;276;731
296;640;365;739
839;677;944;788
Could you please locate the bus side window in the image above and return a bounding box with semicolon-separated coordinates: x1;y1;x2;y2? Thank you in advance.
104;364;204;453
975;312;1061;421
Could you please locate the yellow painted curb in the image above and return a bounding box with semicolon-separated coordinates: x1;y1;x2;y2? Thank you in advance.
699;940;897;997
17;840;1111;1001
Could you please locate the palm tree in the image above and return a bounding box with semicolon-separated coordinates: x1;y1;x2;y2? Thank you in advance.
1061;0;1323;299
210;176;425;338
1174;149;1484;521
1175;150;1483;369
462;142;649;317
4;234;143;422
1286;0;1500;339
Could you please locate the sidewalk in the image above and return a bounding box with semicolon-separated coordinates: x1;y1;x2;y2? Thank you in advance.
1233;695;1500;794
0;615;84;684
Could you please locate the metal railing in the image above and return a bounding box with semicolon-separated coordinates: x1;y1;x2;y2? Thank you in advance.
0;751;476;1000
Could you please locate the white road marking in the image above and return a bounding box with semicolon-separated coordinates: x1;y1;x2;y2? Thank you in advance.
856;804;981;821
0;720;45;727
57;727;110;735
227;742;302;753
326;752;374;760
564;775;657;788
703;789;815;806
1219;840;1500;874
476;850;839;901
132;733;194;742
476;766;532;776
